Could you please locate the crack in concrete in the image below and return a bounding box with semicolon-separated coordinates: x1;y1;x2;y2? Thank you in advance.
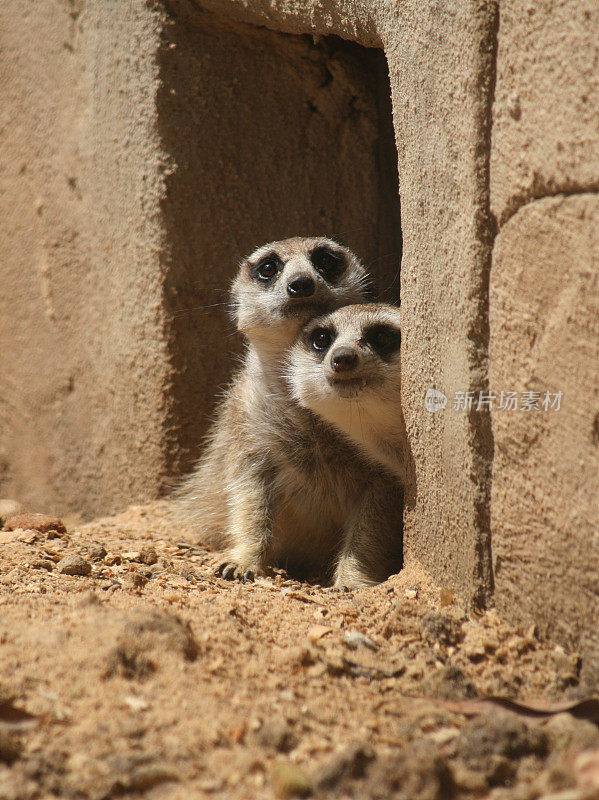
467;0;500;611
497;182;599;229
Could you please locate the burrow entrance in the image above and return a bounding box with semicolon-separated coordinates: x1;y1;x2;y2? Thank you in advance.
157;2;402;478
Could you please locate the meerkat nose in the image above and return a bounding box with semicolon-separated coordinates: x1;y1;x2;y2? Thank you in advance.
287;275;316;298
331;347;359;373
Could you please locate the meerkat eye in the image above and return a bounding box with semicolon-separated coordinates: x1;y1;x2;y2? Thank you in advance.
364;324;401;360
252;256;281;283
310;246;345;283
310;327;334;352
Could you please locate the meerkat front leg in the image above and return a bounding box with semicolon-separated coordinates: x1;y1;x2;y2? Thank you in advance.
333;479;403;589
215;471;273;582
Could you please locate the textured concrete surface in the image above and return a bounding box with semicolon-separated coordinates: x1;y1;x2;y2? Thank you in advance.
0;1;171;518
489;0;599;673
1;0;401;514
489;194;599;679
196;0;382;45
382;1;498;609
491;0;599;225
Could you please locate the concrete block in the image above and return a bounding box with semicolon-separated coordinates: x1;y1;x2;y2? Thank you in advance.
382;0;498;607
0;0;171;517
489;194;599;677
491;0;599;224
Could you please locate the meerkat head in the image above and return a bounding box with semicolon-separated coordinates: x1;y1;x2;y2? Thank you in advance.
230;237;371;355
285;304;403;472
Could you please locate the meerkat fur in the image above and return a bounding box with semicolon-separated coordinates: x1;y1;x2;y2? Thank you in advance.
176;238;402;587
286;303;408;482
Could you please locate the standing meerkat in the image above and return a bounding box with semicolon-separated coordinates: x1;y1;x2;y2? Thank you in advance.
177;237;402;587
285;303;408;482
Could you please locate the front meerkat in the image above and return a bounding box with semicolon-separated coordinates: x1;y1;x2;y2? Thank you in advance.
177;237;400;587
286;304;407;481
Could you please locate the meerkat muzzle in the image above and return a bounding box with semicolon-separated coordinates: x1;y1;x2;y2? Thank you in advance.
331;347;359;373
286;275;316;298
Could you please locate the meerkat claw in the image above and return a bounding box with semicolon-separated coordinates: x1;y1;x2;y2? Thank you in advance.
215;561;236;580
215;561;256;582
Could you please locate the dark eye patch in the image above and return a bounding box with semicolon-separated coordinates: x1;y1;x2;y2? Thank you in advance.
309;246;346;283
364;324;401;360
306;326;336;358
249;253;283;285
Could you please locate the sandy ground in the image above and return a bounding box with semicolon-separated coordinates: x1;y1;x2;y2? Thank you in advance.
1;501;598;800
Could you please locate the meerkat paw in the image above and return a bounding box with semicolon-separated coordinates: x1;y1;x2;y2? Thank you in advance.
214;547;265;582
333;555;377;590
214;560;257;582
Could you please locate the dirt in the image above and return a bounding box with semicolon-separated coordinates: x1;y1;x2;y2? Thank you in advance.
1;501;598;800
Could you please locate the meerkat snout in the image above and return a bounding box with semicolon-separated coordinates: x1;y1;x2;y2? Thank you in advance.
330;346;359;373
286;274;316;298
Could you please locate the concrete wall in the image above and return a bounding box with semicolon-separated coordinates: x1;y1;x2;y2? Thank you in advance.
490;194;599;678
489;0;599;679
1;1;174;516
1;0;597;670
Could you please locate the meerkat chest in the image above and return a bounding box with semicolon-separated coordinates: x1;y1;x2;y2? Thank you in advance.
266;452;354;565
274;456;350;527
270;497;338;571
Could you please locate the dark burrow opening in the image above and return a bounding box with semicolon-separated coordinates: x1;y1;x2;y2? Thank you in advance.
157;1;402;478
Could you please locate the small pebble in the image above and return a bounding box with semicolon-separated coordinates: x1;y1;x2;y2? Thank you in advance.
89;543;107;561
271;762;312;799
179;564;198;581
125;572;148;589
57;555;92;577
123;694;149;712
3;513;66;535
139;546;158;566
31;559;54;572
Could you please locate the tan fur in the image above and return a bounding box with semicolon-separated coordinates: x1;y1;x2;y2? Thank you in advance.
175;238;402;588
286;304;408;482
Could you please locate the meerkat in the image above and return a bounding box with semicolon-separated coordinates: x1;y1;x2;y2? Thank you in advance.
177;237;402;588
285;303;407;482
